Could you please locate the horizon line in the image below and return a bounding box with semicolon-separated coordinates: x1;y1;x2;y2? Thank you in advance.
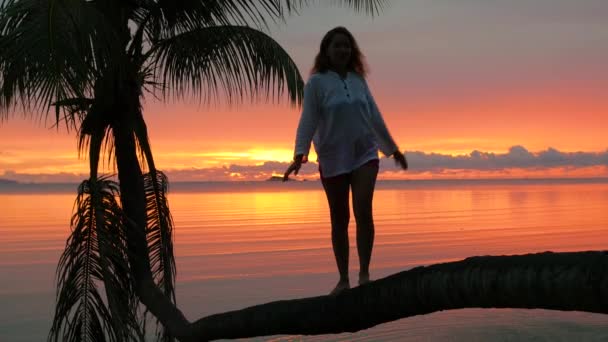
3;176;608;186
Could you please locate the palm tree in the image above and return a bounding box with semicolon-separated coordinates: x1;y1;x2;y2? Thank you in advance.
0;0;386;341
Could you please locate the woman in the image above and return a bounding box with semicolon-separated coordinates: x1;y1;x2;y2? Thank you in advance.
284;26;408;295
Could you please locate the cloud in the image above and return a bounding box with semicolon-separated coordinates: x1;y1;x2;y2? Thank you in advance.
168;146;608;181
2;146;607;183
164;161;320;182
399;146;608;171
0;170;87;183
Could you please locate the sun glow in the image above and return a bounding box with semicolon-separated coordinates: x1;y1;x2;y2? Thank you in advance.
247;149;294;163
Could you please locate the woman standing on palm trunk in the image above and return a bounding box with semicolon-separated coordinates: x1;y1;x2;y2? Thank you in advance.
284;26;408;295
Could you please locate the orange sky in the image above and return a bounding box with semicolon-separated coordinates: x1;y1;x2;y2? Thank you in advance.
1;2;607;182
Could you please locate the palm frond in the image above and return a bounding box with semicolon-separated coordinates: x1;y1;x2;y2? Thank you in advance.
49;178;141;342
52;97;93;131
143;170;176;300
93;180;143;342
0;0;115;123
143;0;280;41
149;25;304;105
275;0;387;16
319;0;387;15
142;0;386;41
78;125;116;175
143;170;177;342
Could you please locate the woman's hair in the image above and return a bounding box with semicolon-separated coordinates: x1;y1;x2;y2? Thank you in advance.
311;26;368;78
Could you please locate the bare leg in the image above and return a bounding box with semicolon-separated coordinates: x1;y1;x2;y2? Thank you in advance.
321;174;351;295
351;161;378;285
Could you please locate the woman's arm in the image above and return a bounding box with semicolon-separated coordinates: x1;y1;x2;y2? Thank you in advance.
284;77;321;181
363;80;399;157
293;77;321;159
362;79;408;170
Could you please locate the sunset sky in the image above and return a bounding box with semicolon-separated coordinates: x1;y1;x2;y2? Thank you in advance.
1;0;607;182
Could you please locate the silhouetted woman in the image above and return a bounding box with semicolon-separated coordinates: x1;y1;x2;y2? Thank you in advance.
284;26;408;295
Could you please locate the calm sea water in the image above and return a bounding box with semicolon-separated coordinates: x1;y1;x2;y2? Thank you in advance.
1;179;608;341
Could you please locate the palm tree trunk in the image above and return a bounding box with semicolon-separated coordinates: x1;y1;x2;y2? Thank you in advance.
188;251;608;341
112;120;192;339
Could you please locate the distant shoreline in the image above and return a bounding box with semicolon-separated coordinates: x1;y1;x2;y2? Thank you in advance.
2;177;608;194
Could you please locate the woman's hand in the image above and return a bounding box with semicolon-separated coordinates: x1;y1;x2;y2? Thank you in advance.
283;155;307;181
393;150;408;170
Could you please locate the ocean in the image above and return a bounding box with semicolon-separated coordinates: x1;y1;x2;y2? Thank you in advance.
1;179;608;341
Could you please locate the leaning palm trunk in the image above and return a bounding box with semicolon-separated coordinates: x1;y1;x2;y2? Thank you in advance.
188;251;608;341
112;112;192;340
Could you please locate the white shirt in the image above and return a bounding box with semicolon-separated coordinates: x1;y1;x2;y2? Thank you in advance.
294;70;398;178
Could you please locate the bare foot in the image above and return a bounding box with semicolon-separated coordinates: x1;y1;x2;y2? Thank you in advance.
330;279;350;295
358;272;370;286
